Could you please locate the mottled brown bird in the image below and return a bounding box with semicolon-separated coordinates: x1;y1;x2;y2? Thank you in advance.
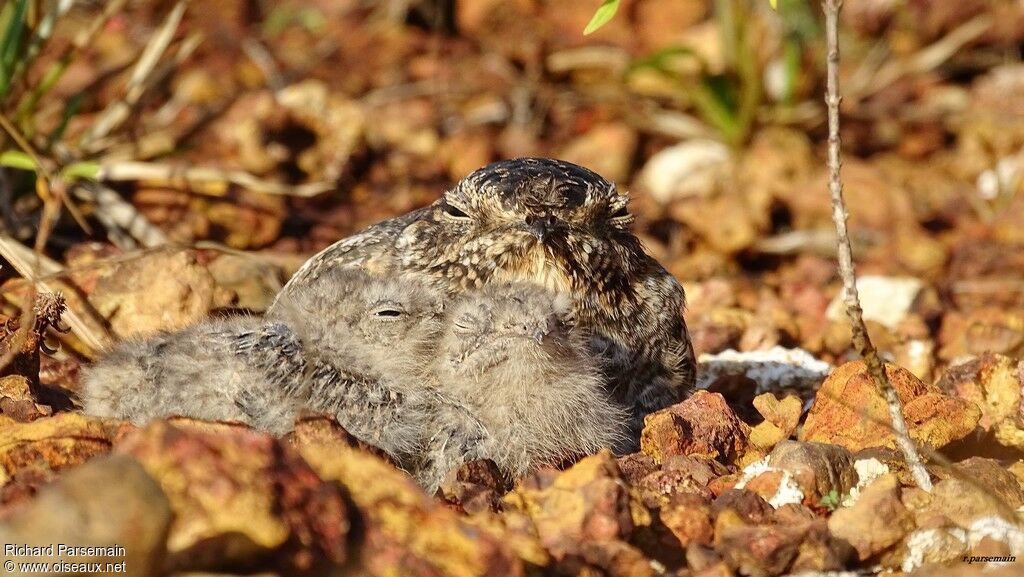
272;157;695;444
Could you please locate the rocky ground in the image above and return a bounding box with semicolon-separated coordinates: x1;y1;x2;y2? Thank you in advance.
1;0;1024;575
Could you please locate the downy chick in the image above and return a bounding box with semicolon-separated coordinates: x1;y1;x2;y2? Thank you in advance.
433;283;627;479
81;316;303;436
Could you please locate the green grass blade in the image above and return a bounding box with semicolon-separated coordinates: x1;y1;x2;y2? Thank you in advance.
0;149;38;171
0;0;30;99
584;0;620;35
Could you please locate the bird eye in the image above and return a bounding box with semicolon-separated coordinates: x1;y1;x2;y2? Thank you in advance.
443;203;470;219
609;206;630;219
373;308;403;318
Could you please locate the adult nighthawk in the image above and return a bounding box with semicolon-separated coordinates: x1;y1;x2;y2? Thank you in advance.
271;158;695;444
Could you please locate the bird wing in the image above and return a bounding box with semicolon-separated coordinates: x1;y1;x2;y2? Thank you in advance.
272;205;435;311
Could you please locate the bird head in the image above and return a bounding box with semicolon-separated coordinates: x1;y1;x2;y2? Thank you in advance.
399;158;643;300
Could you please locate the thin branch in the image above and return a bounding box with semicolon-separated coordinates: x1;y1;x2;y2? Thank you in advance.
97;161;335;197
822;0;933;491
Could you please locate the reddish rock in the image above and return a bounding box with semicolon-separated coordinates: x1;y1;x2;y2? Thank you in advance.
714;509;851;576
509;451;650;558
0;413;121;510
712;489;774;525
641;391;750;465
440;458;510;515
292;415;525;577
118;419;349;574
636;455;725;507
617;452;660;486
801;360;981;452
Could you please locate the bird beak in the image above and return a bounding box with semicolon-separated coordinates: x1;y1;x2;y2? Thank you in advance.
525;214;557;242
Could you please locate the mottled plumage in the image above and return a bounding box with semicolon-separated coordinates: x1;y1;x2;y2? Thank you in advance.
273;157;696;444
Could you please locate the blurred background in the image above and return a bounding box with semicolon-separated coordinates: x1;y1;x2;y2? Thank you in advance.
2;0;1024;383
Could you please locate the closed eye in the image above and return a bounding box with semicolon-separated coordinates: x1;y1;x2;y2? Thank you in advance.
610;206;630;219
372;307;404;319
443;203;470;219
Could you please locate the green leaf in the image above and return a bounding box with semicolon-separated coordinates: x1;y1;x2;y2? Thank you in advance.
0;149;38;172
0;0;30;98
583;0;620;35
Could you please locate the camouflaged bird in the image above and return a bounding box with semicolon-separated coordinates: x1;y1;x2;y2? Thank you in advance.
434;283;627;476
82;269;479;476
272;157;696;444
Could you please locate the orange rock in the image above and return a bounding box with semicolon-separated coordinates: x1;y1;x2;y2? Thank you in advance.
800;360;981;452
641;391;750;465
938;353;1024;449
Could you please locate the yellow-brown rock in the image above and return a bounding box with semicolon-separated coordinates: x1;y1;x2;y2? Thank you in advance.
939;353;1024;449
290;415;525;577
800;360;981;451
827;474;915;562
117;419;349;574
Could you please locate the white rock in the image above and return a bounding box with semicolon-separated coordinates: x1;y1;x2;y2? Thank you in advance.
697;346;831;392
902;527;968;572
977;154;1022;200
639;139;732;204
734;456;805;508
825;276;924;330
841;458;890;507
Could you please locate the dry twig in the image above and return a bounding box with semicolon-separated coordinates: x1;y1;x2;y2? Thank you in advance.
822;0;933;491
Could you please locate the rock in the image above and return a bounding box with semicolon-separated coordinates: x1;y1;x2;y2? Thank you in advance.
636;455;724;507
617;452;659;486
763;441;858;506
0;413;121;510
906;458;1024;530
0;375;50;422
824;276;924;331
641;391;749;465
800;360;981;452
660;492;714;547
697;347;831;395
205;253;285;313
712;489;774;525
290;415;525;576
748;394;803;452
509;451;650;559
117;419;350;574
669;192;760;254
938;353;1024;449
938;308;1024;361
89;250;232;339
828;474;915;562
440;458;510;515
901;524;970;572
558;122;637;183
714;508;851;576
638;139;733;204
0;455;171;577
